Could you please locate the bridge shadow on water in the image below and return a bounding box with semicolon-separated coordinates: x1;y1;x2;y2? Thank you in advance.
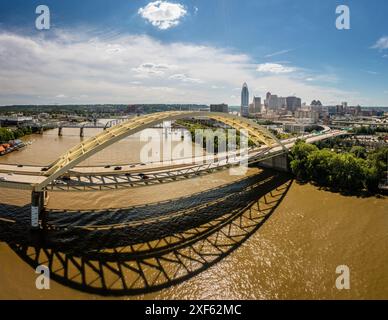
0;170;292;296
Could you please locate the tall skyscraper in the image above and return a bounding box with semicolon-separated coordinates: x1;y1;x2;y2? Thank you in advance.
342;102;348;113
286;96;302;112
278;97;287;109
264;92;284;111
267;94;279;110
248;103;254;114
241;82;249;117
253;96;262;113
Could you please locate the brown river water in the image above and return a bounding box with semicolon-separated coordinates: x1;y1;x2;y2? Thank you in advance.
0;128;387;299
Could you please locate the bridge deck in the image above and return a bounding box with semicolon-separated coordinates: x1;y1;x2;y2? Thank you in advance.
0;130;348;191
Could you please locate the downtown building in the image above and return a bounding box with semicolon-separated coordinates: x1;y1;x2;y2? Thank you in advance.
264;92;302;113
210;103;229;113
294;109;319;124
249;96;262;114
240;83;249;117
264;92;286;111
286;96;302;112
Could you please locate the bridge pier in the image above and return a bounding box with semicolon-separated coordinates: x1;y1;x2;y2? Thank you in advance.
258;152;289;172
30;191;48;230
58;127;63;136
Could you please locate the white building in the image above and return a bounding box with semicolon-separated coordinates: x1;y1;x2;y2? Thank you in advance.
295;110;319;124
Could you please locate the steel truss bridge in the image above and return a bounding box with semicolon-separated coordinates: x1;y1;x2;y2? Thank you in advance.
0;111;347;229
57;117;132;131
20;117;133;136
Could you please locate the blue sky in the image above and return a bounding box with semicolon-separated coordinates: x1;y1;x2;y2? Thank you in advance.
0;0;387;106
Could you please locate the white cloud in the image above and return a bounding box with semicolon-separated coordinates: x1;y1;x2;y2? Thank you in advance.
256;63;296;74
365;70;379;75
303;73;339;84
138;1;187;30
372;36;388;50
169;73;202;83
0;31;378;106
132;62;173;77
264;49;293;58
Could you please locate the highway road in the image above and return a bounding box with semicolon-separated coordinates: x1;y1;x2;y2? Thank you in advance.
0;130;348;191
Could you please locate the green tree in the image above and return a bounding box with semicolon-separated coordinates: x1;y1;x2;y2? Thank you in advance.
306;149;333;186
350;146;367;159
363;164;380;192
288;140;386;193
289;140;318;181
0;128;15;142
367;148;388;181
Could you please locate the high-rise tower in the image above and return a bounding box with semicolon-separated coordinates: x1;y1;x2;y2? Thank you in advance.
241;82;249;117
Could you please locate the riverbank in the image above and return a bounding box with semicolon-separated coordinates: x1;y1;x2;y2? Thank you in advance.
0;126;34;142
0;139;27;156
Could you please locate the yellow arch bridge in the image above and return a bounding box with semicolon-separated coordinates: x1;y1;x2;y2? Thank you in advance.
0;111;347;229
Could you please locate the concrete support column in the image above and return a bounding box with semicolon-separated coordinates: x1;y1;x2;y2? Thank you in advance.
31;191;46;230
258;152;290;172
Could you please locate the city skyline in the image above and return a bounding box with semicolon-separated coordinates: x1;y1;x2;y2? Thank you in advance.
0;0;388;106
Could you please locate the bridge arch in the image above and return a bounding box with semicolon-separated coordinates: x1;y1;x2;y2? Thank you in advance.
36;111;285;190
103;117;130;130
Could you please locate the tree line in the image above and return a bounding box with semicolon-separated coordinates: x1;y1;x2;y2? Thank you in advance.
351;126;388;135
0;126;33;143
177;120;255;152
289;140;387;193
